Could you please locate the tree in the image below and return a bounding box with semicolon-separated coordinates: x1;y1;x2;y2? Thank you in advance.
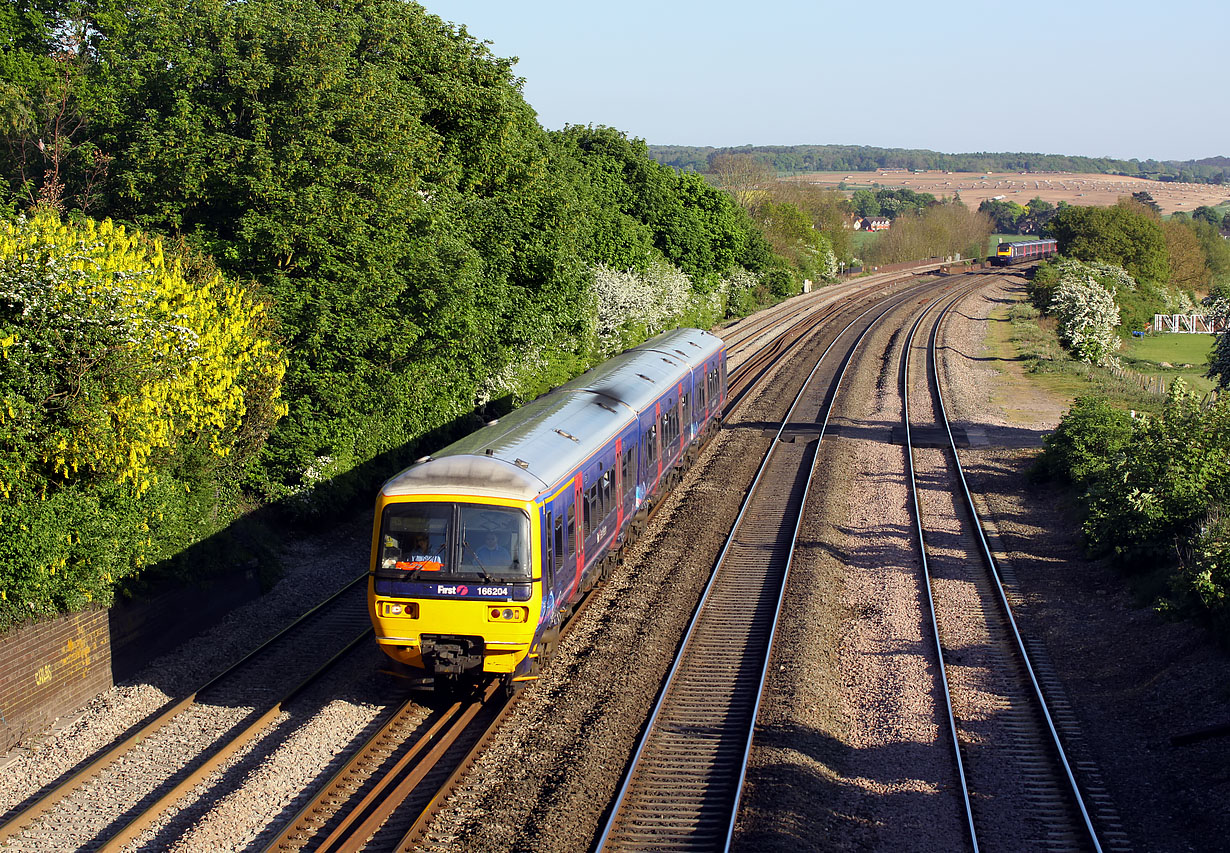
752;199;836;282
1049;274;1122;367
1131;190;1161;212
1162;219;1211;292
708;153;774;212
850;189;880;218
769;181;853;262
978;198;1025;233
1192;205;1222;227
0;209;287;625
80;0;591;507
866;202;991;264
1047;202;1169;284
1020;197;1058;234
1211;330;1230;389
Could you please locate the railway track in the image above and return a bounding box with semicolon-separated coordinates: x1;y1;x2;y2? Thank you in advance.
2;269;980;852
595;282;944;851
0;575;374;850
900;284;1119;851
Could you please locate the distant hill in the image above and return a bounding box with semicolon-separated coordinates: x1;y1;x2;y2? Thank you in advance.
647;144;1230;185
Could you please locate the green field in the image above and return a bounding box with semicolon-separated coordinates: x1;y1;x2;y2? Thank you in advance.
1121;333;1216;394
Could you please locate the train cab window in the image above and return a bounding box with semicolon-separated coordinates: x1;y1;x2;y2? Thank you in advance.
457;504;529;577
375;502;529;586
377;502;451;574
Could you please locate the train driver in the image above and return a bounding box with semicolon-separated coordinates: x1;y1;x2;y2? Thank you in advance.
406;533;443;570
473;531;511;567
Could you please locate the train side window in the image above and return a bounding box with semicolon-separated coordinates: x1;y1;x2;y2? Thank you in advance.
682;392;690;431
623;445;636;494
545;510;554;579
586;484;598;536
553;513;564;573
601;469;613;518
566;505;576;557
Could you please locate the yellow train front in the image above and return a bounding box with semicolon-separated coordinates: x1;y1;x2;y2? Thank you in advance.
368;327;729;688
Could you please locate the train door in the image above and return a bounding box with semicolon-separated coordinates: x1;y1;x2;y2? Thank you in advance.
614;436;623;531
653;401;663;486
541;505;555;620
572;477;584;596
677;382;687;452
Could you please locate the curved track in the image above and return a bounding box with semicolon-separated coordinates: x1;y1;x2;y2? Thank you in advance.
901;284;1106;852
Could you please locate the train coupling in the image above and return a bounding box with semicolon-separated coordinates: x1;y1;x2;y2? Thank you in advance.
420;635;485;674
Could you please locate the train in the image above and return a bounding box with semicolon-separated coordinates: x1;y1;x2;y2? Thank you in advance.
992;238;1058;266
367;327;728;689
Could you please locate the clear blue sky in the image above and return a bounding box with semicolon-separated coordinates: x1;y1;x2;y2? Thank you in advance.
422;0;1227;162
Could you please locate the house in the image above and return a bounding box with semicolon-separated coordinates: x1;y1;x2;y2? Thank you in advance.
858;216;891;232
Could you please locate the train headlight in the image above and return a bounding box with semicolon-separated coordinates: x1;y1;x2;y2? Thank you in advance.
380;601;419;618
487;606;528;623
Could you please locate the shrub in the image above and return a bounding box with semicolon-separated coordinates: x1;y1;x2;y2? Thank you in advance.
1050;275;1122;367
0;210;286;628
1082;383;1230;567
1177;507;1230;615
1033;395;1134;488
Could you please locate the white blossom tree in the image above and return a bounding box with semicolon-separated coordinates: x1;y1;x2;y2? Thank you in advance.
1050;276;1122;367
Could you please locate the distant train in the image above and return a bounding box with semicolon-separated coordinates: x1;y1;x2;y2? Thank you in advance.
993;238;1058;266
367;328;727;689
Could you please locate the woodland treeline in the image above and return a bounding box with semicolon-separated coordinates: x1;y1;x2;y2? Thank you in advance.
0;0;804;627
652;144;1230;185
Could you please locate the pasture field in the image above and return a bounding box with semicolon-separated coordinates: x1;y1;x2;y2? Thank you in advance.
1121;332;1216;394
785;170;1230;216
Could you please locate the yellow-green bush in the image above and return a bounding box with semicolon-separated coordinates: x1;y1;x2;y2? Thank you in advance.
0;210;287;628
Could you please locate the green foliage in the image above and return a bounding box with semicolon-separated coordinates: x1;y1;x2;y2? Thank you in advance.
979;196;1057;234
865;201;991;265
0;210;286;629
1083;384;1230;567
752;199;836;282
1041;386;1230;623
0;0;794;628
1046;202;1170;284
1033;395;1134;487
851;189;879;217
1210;330;1230;389
1178;507;1230;614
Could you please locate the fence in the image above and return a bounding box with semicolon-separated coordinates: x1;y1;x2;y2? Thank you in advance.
1151;314;1228;334
1109;366;1221;407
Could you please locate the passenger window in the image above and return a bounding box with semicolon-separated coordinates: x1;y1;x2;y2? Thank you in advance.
566;505;576;556
553;513;564;572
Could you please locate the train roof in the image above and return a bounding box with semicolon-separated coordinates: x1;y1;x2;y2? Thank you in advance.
379;327;725;504
559;327;725;411
381;389;635;502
